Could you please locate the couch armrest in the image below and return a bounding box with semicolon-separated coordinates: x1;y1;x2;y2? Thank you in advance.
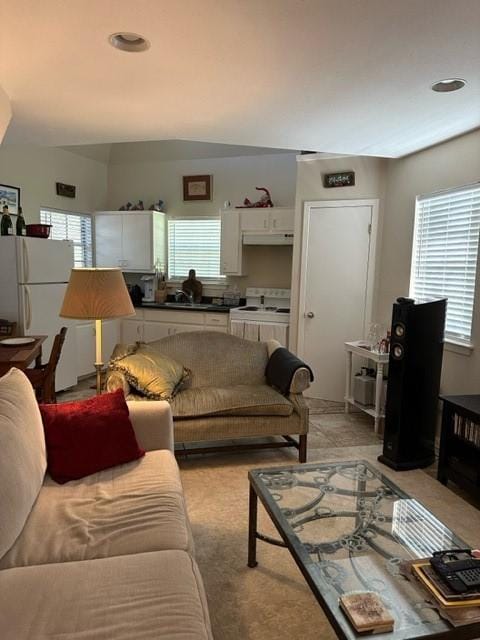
127;401;174;452
288;393;309;433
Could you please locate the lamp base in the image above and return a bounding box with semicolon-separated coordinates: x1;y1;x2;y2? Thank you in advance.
95;363;103;395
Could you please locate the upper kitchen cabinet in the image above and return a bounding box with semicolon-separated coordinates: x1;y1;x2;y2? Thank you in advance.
95;211;166;272
240;208;294;233
220;210;244;276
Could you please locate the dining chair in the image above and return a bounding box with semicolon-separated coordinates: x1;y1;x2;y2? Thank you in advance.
25;327;68;403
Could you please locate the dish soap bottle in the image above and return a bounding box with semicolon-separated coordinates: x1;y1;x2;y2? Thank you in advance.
16;206;26;236
1;205;13;236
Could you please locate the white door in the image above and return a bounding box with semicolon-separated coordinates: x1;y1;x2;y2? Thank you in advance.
17;237;73;283
298;200;377;401
20;283;78;391
95;214;123;267
122;214;152;271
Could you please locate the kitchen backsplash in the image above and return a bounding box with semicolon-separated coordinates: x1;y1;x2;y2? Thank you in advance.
123;245;293;297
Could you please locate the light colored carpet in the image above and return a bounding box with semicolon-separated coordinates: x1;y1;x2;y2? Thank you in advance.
179;442;480;640
305;396;345;415
58;381;480;639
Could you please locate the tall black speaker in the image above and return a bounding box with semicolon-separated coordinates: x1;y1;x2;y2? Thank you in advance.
378;297;446;471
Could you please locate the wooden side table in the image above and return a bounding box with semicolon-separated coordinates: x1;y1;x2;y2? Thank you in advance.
438;395;480;497
344;341;389;434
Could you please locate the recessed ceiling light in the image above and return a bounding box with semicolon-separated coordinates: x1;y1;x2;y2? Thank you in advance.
109;32;150;53
431;78;466;93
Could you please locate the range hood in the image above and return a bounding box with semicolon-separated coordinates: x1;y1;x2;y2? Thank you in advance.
242;233;294;246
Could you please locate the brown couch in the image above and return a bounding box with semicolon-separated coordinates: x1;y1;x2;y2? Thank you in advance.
106;331;311;461
0;368;213;640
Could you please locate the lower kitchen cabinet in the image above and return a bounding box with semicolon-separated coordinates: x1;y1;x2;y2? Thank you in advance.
121;308;229;344
121;320;144;344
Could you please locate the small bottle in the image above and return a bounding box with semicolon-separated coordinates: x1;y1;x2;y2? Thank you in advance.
1;205;13;236
16;206;26;236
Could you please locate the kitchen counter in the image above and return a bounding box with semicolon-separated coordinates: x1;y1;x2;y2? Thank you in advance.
136;302;233;313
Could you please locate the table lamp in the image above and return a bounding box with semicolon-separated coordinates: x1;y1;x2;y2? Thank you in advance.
60;268;134;394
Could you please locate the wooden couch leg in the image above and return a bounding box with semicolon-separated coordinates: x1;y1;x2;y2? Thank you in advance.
299;434;307;463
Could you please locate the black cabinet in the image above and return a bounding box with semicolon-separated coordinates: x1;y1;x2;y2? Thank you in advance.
438;395;480;496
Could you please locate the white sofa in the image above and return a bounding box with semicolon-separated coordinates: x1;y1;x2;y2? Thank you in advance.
0;368;213;640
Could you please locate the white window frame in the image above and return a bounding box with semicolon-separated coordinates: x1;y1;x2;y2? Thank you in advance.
40;208;93;268
167;215;225;283
409;183;480;351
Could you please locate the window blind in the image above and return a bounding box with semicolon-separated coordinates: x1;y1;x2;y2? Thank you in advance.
410;184;480;345
40;209;93;268
167;218;223;279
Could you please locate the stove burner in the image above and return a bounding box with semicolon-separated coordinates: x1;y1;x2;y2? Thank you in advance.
240;306;259;311
276;308;290;313
264;306;277;311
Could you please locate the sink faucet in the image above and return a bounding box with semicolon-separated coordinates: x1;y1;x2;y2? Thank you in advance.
175;289;194;304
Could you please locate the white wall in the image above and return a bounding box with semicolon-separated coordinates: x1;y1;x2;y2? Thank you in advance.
0;145;108;223
0;86;12;143
377;129;480;394
107;151;297;293
107;152;296;214
290;155;388;351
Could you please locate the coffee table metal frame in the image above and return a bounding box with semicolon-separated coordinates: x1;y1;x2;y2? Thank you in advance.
247;460;480;640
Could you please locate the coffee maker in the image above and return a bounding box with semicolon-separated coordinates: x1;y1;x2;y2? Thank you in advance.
141;275;156;302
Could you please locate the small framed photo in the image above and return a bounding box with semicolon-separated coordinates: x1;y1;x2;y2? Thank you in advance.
183;175;212;201
0;183;21;214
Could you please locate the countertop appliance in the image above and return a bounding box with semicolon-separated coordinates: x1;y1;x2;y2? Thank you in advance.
0;236;78;391
141;274;155;302
230;288;290;345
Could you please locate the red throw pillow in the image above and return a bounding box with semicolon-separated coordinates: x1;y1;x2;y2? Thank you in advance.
40;389;145;484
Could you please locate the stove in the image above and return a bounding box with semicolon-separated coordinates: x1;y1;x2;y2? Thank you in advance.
230;288;291;323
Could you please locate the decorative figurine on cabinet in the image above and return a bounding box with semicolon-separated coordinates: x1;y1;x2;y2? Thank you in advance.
236;187;274;208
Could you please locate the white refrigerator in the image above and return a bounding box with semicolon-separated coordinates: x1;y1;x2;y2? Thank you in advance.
0;236;78;391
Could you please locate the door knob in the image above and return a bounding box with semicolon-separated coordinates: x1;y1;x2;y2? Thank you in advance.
306;311;315;318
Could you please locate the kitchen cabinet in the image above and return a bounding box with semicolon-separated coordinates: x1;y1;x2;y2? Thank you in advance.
121;320;144;343
220;210;244;276
270;208;294;231
240;210;269;232
95;211;166;272
240;208;294;233
76;319;120;377
122;308;229;344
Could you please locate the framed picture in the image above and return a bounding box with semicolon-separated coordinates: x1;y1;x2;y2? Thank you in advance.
56;182;76;198
0;183;20;214
183;175;212;201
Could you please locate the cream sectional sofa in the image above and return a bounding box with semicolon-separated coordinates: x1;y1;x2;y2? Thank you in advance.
106;332;311;461
0;368;213;640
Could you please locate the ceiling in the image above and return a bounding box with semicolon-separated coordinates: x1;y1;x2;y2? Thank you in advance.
1;0;479;158
61;140;297;164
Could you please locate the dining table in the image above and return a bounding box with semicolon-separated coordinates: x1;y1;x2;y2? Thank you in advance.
0;336;47;377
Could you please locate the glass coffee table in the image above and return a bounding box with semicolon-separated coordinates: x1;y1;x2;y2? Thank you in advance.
248;460;480;640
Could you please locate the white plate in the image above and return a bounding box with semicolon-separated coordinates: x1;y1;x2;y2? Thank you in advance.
0;337;36;347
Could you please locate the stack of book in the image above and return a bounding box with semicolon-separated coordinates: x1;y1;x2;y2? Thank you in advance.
339;592;394;634
410;560;480;626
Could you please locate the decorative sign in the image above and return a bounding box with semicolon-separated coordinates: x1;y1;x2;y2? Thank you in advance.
183;175;212;201
56;182;76;198
323;171;355;188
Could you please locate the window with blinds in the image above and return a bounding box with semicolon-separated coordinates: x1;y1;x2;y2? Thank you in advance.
167;217;223;280
40;209;93;268
410;184;480;345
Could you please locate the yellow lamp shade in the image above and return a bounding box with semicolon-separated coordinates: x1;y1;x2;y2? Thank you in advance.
60;268;135;320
